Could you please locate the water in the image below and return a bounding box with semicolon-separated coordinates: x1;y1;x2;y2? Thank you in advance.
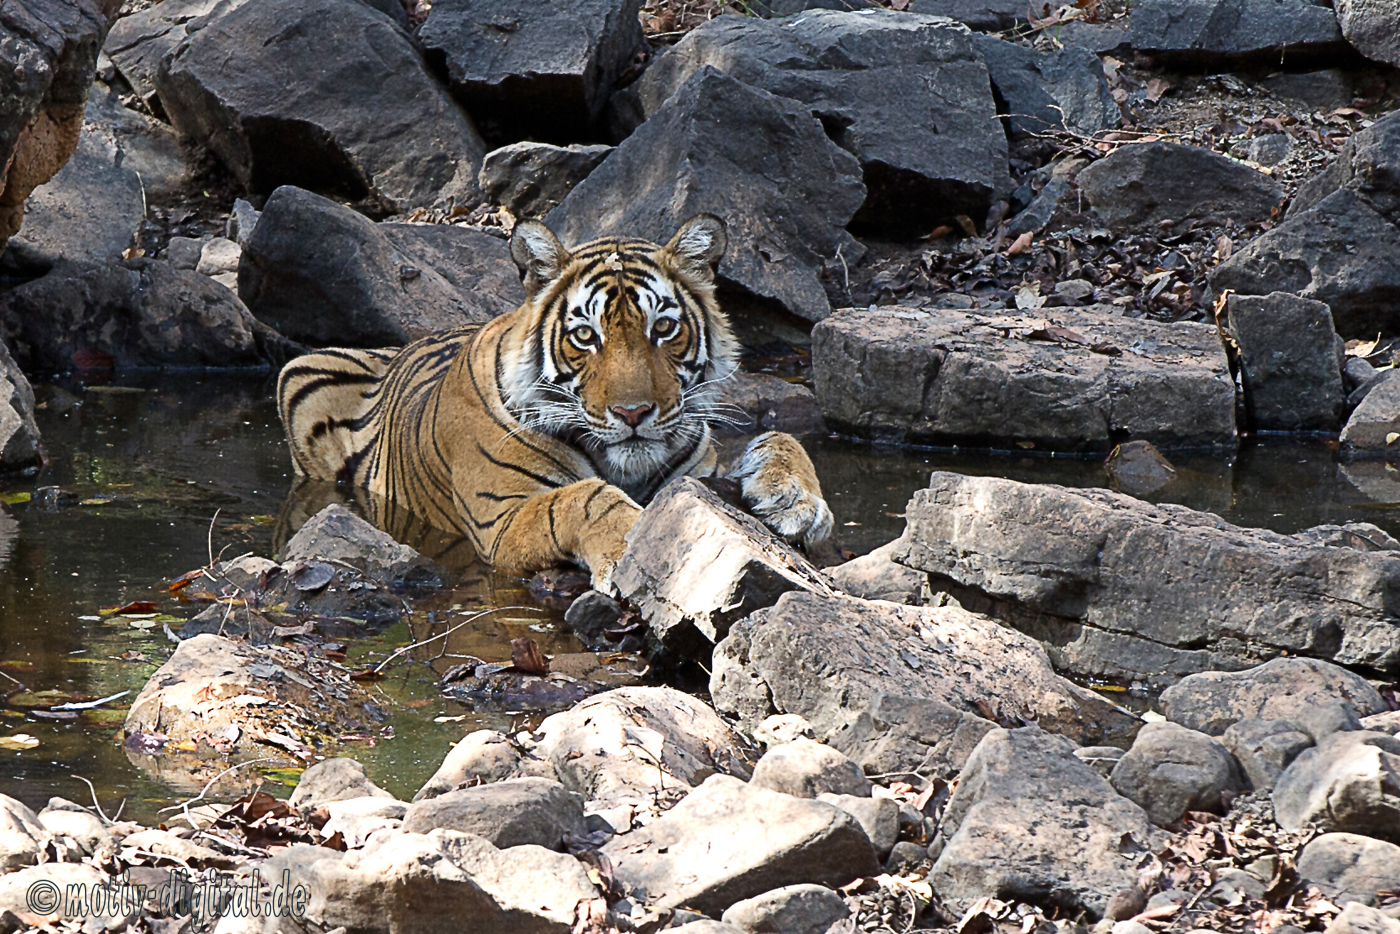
2;373;1399;820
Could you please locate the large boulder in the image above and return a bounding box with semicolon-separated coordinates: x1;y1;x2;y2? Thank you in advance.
103;0;244;109
711;591;1141;755
238;186;521;347
155;0;483;214
547;67;866;324
1337;0;1400;67
1077;142;1284;233
813;305;1235;451
909;0;1028;30
420;0;645;141
972;36;1119;140
1108;721;1245;825
81;82;189;203
622;11;1008;235
1273;731;1400;842
0;341;41;474
929;727;1164;921
1160;658;1388;736
1130;0;1346;64
401;778;586;851
1298;833;1400;906
1226;292;1345;432
600;774;879;915
896;473;1400;687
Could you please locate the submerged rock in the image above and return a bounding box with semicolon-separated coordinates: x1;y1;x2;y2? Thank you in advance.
1104;441;1177;496
283;504;443;589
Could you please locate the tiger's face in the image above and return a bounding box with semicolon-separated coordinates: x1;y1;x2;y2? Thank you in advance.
499;215;740;494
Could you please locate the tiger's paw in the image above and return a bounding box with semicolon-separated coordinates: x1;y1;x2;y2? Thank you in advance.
728;431;834;548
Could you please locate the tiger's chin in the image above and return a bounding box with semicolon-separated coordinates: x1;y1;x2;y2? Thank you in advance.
599;437;672;486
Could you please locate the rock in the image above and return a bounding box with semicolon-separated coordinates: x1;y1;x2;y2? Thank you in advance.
827;693;997;782
478;142;614;218
717;371;825;436
751;739;872;799
674;923;748;934
611;477;836;654
4;123;144;270
290;758;395;810
1008;176;1070;238
1078;142;1283;233
0;863;115;926
0;258;298;373
1104;440;1178;496
0;0;119;254
1299;833;1400;906
1226;292;1345;432
238;186;521;347
622;12;1007;236
1212;190;1400;339
103;0;239;110
1274;731;1400;841
156;0;483;214
320;795;406;848
712;591;1139;753
196;237;240;277
37;804;114;857
83;82;188;201
0;341;41;474
1325;901;1400;934
414;731;526;802
1232;133;1293;167
421;0;645;141
972;36;1119;139
1294;701;1365;743
1160;659;1388;736
121;827;229;866
1075;745;1127;777
1363;711;1400;735
1346;356;1381;396
1337;0;1400;67
826;541;926;605
1130;0;1345;63
897;475;1400;687
754;714;816;749
1056;22;1134;54
601;774;879;915
562;591;642;653
1221;719;1314;792
930;727;1163;921
0;796;48;870
1108;722;1244;825
816;794;899;858
719;884;851;934
303;828;599;934
527;686;752;817
552;67;865;324
282;504;442;588
908;0;1029;30
814;305;1235;451
1261;70;1358;110
1342;373;1400;456
166;236;204;271
402;778;586;851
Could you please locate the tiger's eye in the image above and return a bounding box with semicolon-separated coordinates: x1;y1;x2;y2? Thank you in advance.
652;317;677;339
569;325;596;345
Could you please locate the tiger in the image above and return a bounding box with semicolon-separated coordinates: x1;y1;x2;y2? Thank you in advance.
276;214;833;590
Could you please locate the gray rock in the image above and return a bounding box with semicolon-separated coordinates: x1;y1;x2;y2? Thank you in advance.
402;778;586;851
711;591;1140;752
621;11;1008;236
1338;0;1400;67
1008;176;1070;238
898;476;1400;687
972;35;1119;139
563;591;637;652
826;693;997;783
1294;701;1364;743
1298;833;1400;906
420;0;645;140
719;884;850;934
104;0;248;109
826;541;926;605
238;186;521;347
290;758;395;810
320;795;406;847
1294;112;1400;225
1162;659;1388;736
478;143;613;218
1109;721;1244;825
196;237;240;277
1273;731;1400;841
83;82;189;201
1078;142;1284;233
1259;70;1357;110
1221;719;1314;792
1324;901;1400;934
1362;710;1400;735
0;796;49;871
1346;356;1381;394
1075;745;1127;777
1104;440;1178;496
156;0;483;213
36;805;114;857
549;67;865;323
0;341;41;474
751;739;872;799
1055;22;1134;54
1226;292;1345;432
672;923;749;934
0;864;115;926
414;731;527;802
1231;133;1292;167
282;504;442;588
226;198;260;247
814;305;1235;451
886;840;929;874
816;794;899;858
1131;0;1345;63
600;774;879;916
930;727;1164;921
908;0;1029;30
166;236;204;271
717;370;825;436
1342;372;1400;456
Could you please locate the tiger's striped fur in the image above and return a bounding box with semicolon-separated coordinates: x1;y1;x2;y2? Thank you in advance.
278;215;832;587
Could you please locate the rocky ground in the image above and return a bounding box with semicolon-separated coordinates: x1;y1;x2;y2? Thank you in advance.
3;0;1400;932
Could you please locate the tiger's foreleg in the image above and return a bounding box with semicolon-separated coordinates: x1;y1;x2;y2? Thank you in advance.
726;431;834;548
485;479;643;592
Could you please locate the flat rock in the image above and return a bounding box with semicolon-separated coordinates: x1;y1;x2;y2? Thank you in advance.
826;541;926;605
1273;731;1400;842
289;758;394;810
547;67;866;324
414;731;526;802
0;863;114;926
478;142;613;218
930;727;1164;921
1160;658;1388;735
1342;372;1400;456
1131;0;1345;63
897;474;1400;687
623;11;1007;235
972;35;1119;139
1227;292;1345;432
1108;721;1244;825
156;0;483;213
1337;0;1400;67
1363;710;1400;735
711;591;1140;754
0;341;41;474
1299;832;1400;906
1078;142;1284;233
420;0;645;141
282;504;442;588
750;738;872;799
908;0;1029;30
719;884;850;934
402;778;586;851
1221;719;1314;792
238;186;520;347
600;774;879;916
611;477;836;653
813;305;1235;451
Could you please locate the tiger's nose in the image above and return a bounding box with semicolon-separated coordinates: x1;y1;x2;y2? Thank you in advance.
611;403;654;428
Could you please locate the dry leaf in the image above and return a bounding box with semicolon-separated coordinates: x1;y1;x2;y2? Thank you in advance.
1145;78;1172;101
1346;334;1382;357
1005;231;1033;256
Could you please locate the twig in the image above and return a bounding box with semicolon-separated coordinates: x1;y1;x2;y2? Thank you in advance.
371;606;542;675
52;690;130;711
207;508;221;569
157;757;279;830
70;775;114;826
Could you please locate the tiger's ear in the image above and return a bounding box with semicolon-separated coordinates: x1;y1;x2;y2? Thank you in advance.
511;220;569;298
665;214;727;282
